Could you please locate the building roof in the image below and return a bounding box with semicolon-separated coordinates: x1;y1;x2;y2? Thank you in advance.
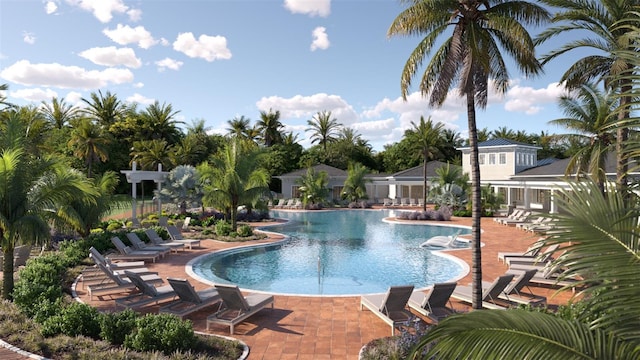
512;152;637;179
277;164;347;178
458;138;542;150
390;161;460;178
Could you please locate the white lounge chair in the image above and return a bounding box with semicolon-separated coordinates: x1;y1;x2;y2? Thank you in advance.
360;285;414;335
86;263;163;301
166;225;202;249
126;232;171;256
109;236;164;263
115;271;177;309
450;274;515;309
144;228;186;252
206;284;274;335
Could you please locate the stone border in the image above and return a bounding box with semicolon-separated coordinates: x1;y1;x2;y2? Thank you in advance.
0;338;49;359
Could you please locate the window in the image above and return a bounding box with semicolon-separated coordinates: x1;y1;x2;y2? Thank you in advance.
499;153;506;164
479;154;485;165
489;153;496;165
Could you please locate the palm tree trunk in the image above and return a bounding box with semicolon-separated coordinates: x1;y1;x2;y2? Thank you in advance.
466;95;483;310
616;79;631;197
422;158;428;211
2;246;15;300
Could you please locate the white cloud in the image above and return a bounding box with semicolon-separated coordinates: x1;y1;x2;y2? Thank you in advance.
284;0;330;17
64;91;83;104
0;60;134;89
9;87;58;102
155;58;183;71
133;82;144;88
256;93;358;124
22;32;36;45
45;1;58;14
127;8;142;22
126;93;155;105
65;0;129;23
78;46;141;68
310;27;329;51
504;82;565;115
103;24;157;49
173;32;232;62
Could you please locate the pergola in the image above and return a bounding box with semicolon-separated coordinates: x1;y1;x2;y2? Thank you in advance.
121;162;169;222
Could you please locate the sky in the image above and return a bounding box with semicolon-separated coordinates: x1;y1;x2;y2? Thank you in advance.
0;0;582;151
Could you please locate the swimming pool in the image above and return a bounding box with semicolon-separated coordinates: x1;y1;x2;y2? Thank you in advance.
189;209;470;296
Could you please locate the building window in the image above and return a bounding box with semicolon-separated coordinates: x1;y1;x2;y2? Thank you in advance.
332;186;344;201
489;153;496;165
479;154;485;165
292;186;301;198
499;153;506;164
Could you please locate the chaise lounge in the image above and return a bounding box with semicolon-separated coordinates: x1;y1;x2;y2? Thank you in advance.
360;285;414;335
206;284;274;335
159;278;221;319
408;282;457;324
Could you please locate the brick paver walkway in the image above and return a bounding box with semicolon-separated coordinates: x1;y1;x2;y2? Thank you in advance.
65;212;575;360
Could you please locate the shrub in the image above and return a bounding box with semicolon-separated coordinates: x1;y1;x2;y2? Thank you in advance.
100;309;139;345
58;239;92;267
41;302;102;339
237;225;253;237
215;221;233;236
124;314;196;355
106;221;124;232
13;255;66;318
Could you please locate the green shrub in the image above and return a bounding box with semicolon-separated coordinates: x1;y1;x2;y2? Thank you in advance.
106;221;123;232
41;302;101;339
124;314;196;354
13;255;66;318
237;225;253;237
202;228;213;235
215;221;233;236
99;309;139;345
59;239;92;267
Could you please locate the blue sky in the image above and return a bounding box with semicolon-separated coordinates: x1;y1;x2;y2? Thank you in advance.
1;0;578;151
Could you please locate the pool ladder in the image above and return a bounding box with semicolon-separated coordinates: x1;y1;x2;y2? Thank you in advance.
317;256;325;284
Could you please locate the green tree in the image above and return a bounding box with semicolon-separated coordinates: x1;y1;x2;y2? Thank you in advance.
342;162;371;203
81;90;125;129
548;83;617;193
411;180;640;358
130;139;172;171
198;140;270;230
226;116;251;139
257;109;284;147
306;110;342;152
406;116;444;211
536;0;640;192
297;166;330;209
56;171;125;237
0;113;97;299
157;165;203;215
68;118;110;177
388;0;548;309
40;97;79;129
139;101;183;144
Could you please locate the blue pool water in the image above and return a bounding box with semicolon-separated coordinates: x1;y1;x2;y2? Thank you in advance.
190;210;469;295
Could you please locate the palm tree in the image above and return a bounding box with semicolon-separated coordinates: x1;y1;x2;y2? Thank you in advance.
139;101;183;144
81;90;125;129
388;0;548;309
297;166;330;209
40;97;79;129
68;118;110;177
130;139;172;171
406;116;444;211
491;126;516;140
548;83;617;193
411;180;640;358
226;116;251;139
0;83;13;109
306;110;342;152
440;128;463;162
56;171;126;237
535;0;640;193
342;162;371;203
197;139;270;230
0;113;97;299
257;108;284;147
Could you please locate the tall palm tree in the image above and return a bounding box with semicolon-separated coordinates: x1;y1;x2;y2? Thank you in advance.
0;83;13;110
81;90;125;129
130;139;172;171
40;97;79;129
535;0;640;193
491;126;516;140
140;101;183;144
0;113;96;299
411;180;640;358
197;139;270;230
406;116;444;211
548;83;617;193
68;118;110;177
226;116;251;139
257;108;284;147
388;0;548;309
440;128;463;162
306;110;342;152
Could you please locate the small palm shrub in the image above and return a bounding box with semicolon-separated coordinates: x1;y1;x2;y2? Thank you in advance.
215;221;233;236
237;224;253;237
99;309;139;345
41;302;102;339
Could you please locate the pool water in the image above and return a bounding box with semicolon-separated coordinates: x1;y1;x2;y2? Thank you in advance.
189;209;469;295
